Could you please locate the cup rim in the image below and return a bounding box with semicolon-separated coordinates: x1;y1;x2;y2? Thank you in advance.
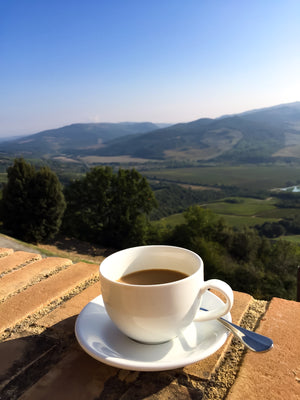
99;245;202;288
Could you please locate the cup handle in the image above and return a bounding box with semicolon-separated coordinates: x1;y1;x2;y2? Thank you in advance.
193;279;234;322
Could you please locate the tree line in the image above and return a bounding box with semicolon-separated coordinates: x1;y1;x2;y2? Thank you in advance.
255;192;300;238
0;158;299;301
0;158;157;248
160;206;299;301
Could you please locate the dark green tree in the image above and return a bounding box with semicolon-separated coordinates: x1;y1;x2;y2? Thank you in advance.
1;158;66;242
228;227;261;263
108;168;157;248
28;166;66;242
183;205;226;242
1;158;35;240
62;166;114;242
166;205;227;248
256;221;286;238
63;166;157;248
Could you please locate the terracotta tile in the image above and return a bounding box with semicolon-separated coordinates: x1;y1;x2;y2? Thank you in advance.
0;257;72;301
227;297;300;400
0;262;99;333
0;251;42;275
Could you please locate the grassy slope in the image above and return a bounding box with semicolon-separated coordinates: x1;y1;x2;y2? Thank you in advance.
157;197;300;236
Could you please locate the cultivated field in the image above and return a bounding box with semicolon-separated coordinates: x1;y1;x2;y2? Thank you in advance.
80;155;155;164
158;197;284;229
201;197;293;228
143;165;300;191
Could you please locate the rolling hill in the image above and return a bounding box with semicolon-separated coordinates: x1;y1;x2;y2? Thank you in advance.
1;102;300;164
92;102;300;162
0;122;163;157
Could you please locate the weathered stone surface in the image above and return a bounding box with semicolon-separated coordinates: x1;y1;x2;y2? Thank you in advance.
0;248;14;258
37;281;101;331
0;251;42;275
0;262;99;333
0;257;72;301
227;297;300;400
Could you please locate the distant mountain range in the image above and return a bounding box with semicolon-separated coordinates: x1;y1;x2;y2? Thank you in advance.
1;102;300;164
0;122;164;157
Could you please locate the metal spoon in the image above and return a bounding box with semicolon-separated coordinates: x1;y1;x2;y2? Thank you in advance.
201;307;273;352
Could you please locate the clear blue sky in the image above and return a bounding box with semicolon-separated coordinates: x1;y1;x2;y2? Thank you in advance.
1;0;300;137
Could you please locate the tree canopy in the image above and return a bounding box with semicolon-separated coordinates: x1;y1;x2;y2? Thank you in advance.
162;205;299;300
62;166;157;248
1;158;66;242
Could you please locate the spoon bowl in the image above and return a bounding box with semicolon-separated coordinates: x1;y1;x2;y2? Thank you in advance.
201;307;273;352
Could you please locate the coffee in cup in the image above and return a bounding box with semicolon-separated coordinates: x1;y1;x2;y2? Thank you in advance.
118;268;189;285
100;245;233;344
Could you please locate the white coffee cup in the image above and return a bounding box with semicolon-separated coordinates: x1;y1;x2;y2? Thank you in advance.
100;245;233;344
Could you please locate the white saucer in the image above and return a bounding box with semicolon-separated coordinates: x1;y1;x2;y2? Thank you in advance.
75;291;231;371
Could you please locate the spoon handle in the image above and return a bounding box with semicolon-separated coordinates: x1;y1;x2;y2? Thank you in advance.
200;307;273;352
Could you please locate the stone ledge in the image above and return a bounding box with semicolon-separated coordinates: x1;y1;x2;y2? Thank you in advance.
0;251;42;276
0;248;298;399
0;261;99;334
0;248;14;258
0;257;73;302
227;297;300;400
